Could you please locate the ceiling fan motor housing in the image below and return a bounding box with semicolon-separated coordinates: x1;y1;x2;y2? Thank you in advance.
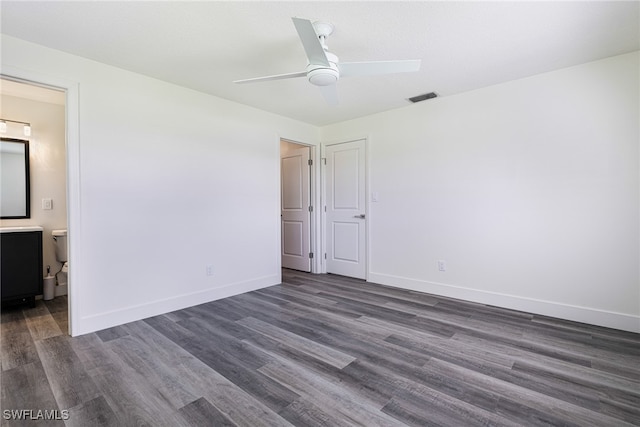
307;51;339;86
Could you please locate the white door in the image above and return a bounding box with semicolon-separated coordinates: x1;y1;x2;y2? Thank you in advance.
281;145;311;272
325;139;366;279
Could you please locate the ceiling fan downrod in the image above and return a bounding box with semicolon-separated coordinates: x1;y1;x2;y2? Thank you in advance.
307;21;338;86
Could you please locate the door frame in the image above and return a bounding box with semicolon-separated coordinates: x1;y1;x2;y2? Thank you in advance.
321;136;370;279
1;67;80;336
279;138;322;273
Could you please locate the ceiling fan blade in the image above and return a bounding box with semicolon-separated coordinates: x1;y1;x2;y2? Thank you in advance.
292;17;330;67
339;60;421;77
319;84;339;106
233;71;307;84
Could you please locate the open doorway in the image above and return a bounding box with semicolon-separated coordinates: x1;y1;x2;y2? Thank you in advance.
280;139;314;273
0;77;70;333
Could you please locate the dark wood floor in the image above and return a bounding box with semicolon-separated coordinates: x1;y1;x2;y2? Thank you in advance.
2;270;639;426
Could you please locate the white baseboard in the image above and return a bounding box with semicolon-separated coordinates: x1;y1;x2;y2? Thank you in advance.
368;272;640;334
72;274;280;336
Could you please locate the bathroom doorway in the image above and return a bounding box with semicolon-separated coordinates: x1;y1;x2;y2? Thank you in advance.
0;76;71;334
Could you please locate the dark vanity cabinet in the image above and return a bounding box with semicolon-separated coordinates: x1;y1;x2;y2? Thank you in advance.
1;228;43;307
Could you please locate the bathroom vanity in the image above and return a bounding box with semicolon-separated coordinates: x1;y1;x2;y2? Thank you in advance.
0;226;43;307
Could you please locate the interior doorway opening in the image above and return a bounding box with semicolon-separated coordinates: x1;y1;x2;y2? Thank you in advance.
0;76;71;334
280;139;315;273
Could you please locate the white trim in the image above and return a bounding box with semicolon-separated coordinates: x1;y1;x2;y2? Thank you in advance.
1;66;81;336
312;143;322;273
74;274;279;336
369;272;640;333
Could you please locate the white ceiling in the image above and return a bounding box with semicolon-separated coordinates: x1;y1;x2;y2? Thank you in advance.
1;1;638;126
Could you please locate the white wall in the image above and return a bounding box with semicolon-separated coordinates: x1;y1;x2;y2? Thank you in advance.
0;95;67;283
322;52;640;332
2;33;637;334
1;35;319;335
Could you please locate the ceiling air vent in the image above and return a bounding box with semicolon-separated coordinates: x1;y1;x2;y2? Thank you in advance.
408;92;438;103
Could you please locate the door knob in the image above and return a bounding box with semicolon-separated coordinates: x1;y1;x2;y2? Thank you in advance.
354;214;366;219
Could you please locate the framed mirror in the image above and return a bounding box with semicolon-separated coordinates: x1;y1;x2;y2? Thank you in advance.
1;138;30;219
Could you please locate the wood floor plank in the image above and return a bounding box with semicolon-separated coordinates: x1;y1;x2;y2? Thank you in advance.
23;302;63;342
274;299;393;341
296;279;421;308
104;333;200;409
319;292;424;325
592;357;640;382
34;335;101;410
426;357;638;427
127;319;294;427
83;345;191;426
239;306;431;372
177;316;271;370
65;395;119;427
599;396;640;425
523;328;640;369
433;316;596;367
67;328;185;426
0;361;63;427
384;332;614;413
292;273;446;312
0;311;39;371
259;359;406;426
252;334;402;409
223;292;301;324
95;325;129;343
178;397;237;427
237;316;356;369
68;332;112;373
532;314;640;342
334;341;509;416
278;398;356;427
382;381;522;427
143;314;198;347
256;286;364;320
450;332;592;370
48;311;68;337
148;314;300;414
42;296;67;314
356;315;454;344
180;339;299;413
181;300;247;322
255;285;340;308
512;359;640;409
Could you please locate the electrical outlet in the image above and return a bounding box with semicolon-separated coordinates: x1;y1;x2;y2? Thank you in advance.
437;260;447;272
206;264;214;276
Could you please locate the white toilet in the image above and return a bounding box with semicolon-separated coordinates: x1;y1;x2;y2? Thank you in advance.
52;229;68;293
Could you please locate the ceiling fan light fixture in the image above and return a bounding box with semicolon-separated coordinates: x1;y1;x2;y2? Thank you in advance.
308;68;339;86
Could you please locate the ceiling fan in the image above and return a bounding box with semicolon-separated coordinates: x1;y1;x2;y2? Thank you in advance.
233;17;421;105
